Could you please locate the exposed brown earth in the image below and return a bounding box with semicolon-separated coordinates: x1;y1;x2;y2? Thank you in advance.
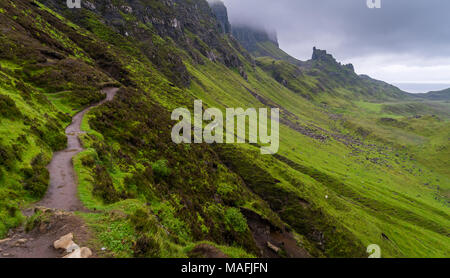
37;88;118;211
188;243;229;258
0;88;118;258
242;208;310;258
0;208;93;258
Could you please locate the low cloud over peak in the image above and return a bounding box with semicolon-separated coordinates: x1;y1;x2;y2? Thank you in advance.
222;0;450;92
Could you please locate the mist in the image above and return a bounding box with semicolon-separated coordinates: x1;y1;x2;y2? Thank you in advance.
221;0;450;92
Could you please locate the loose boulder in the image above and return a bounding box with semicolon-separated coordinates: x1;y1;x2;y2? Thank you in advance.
53;233;74;250
54;233;92;258
63;247;92;259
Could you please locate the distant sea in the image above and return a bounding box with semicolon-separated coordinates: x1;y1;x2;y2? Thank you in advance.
392;83;450;94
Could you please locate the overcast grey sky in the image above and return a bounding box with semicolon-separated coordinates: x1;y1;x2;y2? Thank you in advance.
221;0;450;93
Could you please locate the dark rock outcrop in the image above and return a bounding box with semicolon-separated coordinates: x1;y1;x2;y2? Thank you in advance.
39;0;246;86
312;47;354;72
312;47;337;63
209;0;231;34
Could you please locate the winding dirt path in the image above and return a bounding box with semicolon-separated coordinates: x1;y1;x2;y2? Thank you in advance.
0;88;118;258
37;87;118;211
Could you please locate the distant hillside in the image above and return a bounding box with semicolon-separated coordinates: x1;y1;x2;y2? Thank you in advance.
416;88;450;101
256;47;411;101
210;2;413;103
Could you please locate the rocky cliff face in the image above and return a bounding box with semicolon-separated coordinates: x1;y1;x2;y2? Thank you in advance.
311;47;353;71
312;47;354;71
39;0;246;86
209;0;231;34
207;1;300;64
303;47;408;99
311;47;337;63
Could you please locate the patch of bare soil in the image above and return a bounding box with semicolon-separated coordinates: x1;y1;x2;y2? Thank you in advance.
0;208;94;258
188;243;229;258
37;88;118;211
242;208;310;258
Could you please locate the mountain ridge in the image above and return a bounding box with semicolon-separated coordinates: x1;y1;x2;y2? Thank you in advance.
207;3;412;102
417;88;450;101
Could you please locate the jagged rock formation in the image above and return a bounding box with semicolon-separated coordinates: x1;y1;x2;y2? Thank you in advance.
207;0;298;64
41;0;247;86
209;0;231;34
231;25;300;64
255;46;409;101
312;47;337;63
311;47;355;72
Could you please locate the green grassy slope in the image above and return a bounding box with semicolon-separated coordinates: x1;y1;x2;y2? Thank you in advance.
0;0;119;237
184;53;450;257
255;55;411;102
416;88;450;101
0;0;448;258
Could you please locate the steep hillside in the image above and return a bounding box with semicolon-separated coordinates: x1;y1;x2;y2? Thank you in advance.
255;47;411;102
0;0;448;258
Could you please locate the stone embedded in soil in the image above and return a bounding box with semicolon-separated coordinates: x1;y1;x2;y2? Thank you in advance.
0;238;11;244
66;242;80;253
80;247;92;258
53;233;74;250
39;223;48;233
14;239;28;247
35;206;52;214
54;233;92;258
63;248;81;258
267;241;280;253
63;247;92;259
